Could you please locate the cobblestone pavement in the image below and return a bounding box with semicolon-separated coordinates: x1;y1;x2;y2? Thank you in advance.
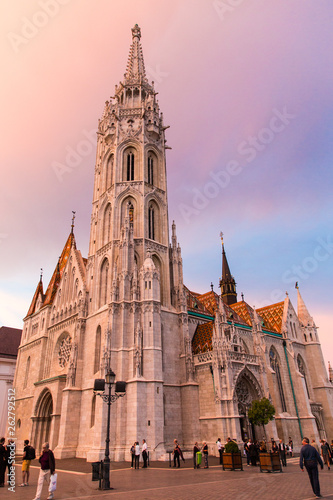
3;457;333;500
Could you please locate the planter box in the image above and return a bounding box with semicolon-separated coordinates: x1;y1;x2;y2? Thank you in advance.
222;452;243;471
259;452;282;473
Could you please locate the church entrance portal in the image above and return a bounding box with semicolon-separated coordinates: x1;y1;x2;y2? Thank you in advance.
33;390;53;453
235;372;262;442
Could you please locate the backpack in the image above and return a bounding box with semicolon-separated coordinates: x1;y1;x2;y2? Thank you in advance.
27;446;36;460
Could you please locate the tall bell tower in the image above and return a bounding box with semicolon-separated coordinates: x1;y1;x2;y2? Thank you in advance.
84;25;187;460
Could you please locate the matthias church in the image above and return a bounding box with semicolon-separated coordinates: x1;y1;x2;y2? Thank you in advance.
13;25;333;460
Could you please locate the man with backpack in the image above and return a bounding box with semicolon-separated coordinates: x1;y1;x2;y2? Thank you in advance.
20;439;35;487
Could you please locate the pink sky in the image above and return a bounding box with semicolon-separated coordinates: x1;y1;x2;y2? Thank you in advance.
0;1;332;368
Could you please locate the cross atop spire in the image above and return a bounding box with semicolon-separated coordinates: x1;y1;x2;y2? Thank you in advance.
124;24;146;83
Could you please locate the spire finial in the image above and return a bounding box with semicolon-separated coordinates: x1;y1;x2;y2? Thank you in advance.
241;292;244;301
71;211;76;234
295;281;299;289
220;231;224;246
211;282;214;291
40;268;43;282
131;24;141;40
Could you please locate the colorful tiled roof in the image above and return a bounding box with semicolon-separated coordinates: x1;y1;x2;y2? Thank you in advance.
0;327;22;357
230;301;253;326
257;302;284;333
192;321;214;355
195;291;219;315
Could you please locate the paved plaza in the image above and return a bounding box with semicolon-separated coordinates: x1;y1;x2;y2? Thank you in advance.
2;457;333;500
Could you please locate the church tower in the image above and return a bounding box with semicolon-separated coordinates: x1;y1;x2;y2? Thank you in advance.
219;233;237;305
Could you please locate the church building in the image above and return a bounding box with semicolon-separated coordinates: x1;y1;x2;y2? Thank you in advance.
13;25;333;460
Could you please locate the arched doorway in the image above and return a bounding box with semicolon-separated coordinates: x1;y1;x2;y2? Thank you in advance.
234;369;263;442
33;390;53;453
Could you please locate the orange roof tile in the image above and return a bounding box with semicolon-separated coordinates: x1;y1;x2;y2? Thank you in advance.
26;279;44;317
257;301;284;333
185;286;211;314
230;301;253;326
196;290;219;315
192;321;214;354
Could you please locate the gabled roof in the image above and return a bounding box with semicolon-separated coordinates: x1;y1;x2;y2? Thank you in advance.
192;322;214;355
26;279;44;317
230;301;253;326
185;286;212;315
195;290;219;315
43;232;76;307
257;302;284;333
0;327;22;357
25;232;76;318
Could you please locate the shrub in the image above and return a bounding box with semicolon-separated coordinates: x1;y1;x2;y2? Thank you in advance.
225;440;239;453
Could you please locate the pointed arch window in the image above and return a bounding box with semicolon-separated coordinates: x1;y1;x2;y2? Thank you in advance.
103;204;112;245
127;152;134;181
148;156;154;185
297;355;310;399
105;154;113;190
269;348;287;412
148;205;155;240
94;326;101;374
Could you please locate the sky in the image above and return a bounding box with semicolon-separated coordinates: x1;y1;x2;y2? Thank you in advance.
0;1;332;368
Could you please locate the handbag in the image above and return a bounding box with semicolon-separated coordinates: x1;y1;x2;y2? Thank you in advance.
49;473;57;492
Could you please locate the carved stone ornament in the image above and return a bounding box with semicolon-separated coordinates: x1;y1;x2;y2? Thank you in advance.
58;336;72;368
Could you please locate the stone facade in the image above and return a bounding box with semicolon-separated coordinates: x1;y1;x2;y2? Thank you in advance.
12;25;333;460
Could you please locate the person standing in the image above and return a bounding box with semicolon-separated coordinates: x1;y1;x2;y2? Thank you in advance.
32;442;56;500
217;438;223;465
271;440;279;453
20;439;33;486
244;439;251;466
0;437;6;487
288;437;293;457
278;439;287;467
130;442;135;468
311;439;320;453
141;439;148;468
134;441;140;469
300;437;323;499
202;442;209;468
173;439;181;468
320;439;331;470
193;442;200;469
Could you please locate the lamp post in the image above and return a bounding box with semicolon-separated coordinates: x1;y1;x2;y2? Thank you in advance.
94;369;126;490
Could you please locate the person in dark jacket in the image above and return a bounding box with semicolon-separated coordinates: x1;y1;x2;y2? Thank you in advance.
32;442;56;500
0;437;6;487
300;437;323;499
193;442;200;468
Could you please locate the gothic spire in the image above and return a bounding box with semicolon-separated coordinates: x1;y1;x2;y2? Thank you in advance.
124;24;147;83
297;286;315;327
219;232;237;305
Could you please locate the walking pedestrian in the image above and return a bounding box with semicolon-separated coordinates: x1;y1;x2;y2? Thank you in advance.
311;439;320;453
141;439;148;468
20;439;35;486
32;442;56;500
288;436;293;457
173;439;184;467
278;439;287;467
300;437;323;499
320;439;331;470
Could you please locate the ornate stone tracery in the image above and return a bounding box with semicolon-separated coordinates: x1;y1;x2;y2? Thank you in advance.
58;336;72;368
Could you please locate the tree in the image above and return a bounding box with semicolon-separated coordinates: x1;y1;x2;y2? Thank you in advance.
248;397;275;440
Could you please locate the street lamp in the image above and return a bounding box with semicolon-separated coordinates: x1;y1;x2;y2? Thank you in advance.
94;369;126;490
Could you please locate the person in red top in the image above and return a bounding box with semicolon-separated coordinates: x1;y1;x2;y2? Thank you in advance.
32;442;56;500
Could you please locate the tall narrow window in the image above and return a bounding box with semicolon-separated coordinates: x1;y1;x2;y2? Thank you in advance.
24;356;30;389
127;152;134;181
148;205;155;240
94;326;101;374
298;355;310;399
148;156;154;184
90;395;96;427
100;259;109;307
269;348;287;412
